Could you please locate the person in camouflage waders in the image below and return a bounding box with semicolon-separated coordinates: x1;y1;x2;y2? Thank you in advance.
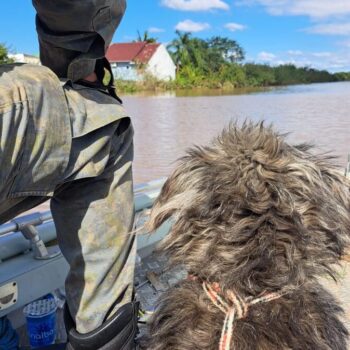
0;1;139;349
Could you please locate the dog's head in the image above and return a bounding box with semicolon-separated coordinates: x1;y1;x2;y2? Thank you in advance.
147;121;350;295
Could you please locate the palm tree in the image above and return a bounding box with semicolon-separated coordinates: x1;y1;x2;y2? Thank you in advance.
136;30;157;43
167;30;193;69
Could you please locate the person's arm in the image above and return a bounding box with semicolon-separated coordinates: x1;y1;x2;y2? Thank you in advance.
32;0;126;81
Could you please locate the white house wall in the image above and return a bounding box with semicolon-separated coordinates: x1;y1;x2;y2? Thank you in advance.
8;53;40;65
112;62;141;81
146;45;176;81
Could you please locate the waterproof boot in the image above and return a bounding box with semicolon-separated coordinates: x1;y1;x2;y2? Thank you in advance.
64;301;139;350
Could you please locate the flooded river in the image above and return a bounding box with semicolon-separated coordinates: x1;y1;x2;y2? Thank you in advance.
123;82;350;184
26;81;350;214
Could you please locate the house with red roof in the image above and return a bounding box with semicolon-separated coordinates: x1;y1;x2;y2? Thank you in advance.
106;42;176;81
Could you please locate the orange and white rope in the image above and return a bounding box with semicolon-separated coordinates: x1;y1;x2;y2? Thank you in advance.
202;281;285;350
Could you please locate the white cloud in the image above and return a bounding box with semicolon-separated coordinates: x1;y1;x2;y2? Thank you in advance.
311;52;332;58
257;51;276;61
162;0;229;11
175;20;211;32
148;27;165;33
305;23;350;36
225;22;247;32
237;0;350;19
122;35;135;42
276;59;289;66
338;39;350;48
287;50;303;56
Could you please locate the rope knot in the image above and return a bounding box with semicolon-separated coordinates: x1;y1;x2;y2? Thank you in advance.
202;281;284;350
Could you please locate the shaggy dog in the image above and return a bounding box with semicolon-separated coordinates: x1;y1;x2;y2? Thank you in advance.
144;122;350;350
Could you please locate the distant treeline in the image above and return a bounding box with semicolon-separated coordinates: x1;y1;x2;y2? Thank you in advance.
166;31;350;89
172;62;350;89
241;64;349;87
333;71;350;81
3;35;349;93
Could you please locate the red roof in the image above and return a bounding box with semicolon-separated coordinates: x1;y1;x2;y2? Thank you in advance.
106;42;161;63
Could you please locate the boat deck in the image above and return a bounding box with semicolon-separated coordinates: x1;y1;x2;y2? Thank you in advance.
17;250;186;347
17;252;350;348
136;252;186;313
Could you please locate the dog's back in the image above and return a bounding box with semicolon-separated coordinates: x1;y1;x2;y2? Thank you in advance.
145;122;350;350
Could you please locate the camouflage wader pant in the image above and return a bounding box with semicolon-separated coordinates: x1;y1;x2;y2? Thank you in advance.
0;63;136;334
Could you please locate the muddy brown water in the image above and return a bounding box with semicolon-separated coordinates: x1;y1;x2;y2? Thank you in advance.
23;82;350;214
123;82;350;184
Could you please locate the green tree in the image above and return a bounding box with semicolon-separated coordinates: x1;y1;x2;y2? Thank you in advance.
158;31;345;90
274;64;304;85
244;64;276;86
136;30;157;43
167;30;194;69
0;44;13;64
218;64;246;87
334;72;350;81
185;37;208;72
167;32;245;75
208;36;245;64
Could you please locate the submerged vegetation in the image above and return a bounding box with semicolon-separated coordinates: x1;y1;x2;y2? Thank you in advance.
116;32;350;93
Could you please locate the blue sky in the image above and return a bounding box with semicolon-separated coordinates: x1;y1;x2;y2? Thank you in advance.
1;0;350;72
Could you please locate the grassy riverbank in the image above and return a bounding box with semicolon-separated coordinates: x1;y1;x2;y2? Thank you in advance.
116;31;350;94
116;64;350;94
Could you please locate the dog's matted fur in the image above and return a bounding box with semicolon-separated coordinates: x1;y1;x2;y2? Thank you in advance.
144;121;350;350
